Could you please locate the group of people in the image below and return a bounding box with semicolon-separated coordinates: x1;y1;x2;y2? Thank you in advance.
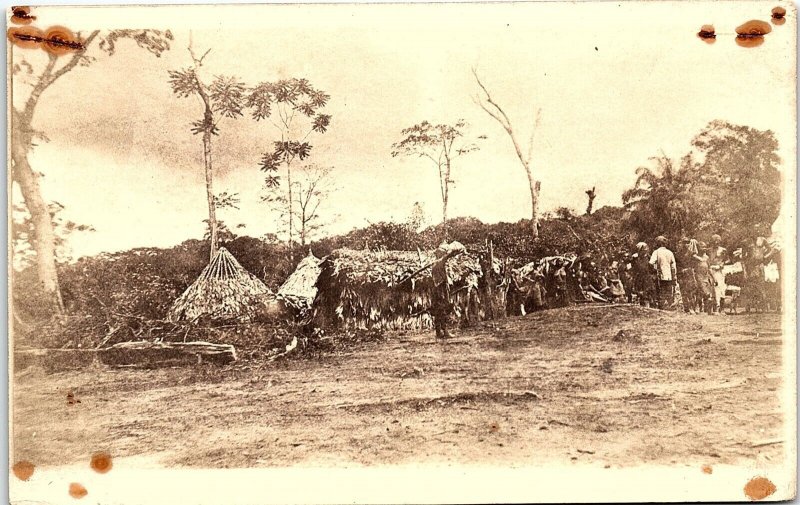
624;233;781;314
428;233;781;340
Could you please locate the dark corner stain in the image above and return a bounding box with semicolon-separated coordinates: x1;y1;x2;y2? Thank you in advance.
69;482;88;499
43;26;85;55
772;6;787;25
7;26;43;49
10;6;35;24
90;452;113;474
744;476;777;500
7;25;85;54
12;461;35;481
697;25;716;44
735;20;772;48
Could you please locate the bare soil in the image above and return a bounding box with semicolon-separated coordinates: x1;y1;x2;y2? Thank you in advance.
11;305;787;469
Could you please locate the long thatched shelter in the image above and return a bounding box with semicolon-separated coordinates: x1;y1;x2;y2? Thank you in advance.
167;247;274;323
313;248;484;330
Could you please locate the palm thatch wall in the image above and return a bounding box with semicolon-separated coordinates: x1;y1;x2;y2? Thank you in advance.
167;247;274;323
278;251;323;313
313;248;485;330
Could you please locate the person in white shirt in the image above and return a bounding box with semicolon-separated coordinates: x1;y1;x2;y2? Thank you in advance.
649;235;677;309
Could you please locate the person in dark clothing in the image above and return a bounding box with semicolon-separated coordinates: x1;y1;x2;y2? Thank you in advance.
676;237;699;313
430;241;466;339
632;242;656;307
552;260;569;307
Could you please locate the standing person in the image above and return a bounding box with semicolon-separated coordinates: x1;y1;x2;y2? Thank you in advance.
707;234;728;314
649;235;677;309
632;242;656;307
530;273;548;312
692;242;716;315
743;236;768;313
553;259;569;307
619;254;635;304
676;237;699;314
430;241;466;339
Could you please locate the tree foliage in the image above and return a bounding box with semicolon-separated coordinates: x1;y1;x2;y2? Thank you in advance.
248;78;332;249
622;121;781;246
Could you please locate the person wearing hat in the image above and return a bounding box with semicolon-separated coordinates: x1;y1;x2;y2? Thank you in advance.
649;235;677;309
431;240;466;339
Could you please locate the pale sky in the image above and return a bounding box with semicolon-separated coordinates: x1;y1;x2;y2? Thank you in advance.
9;2;797;260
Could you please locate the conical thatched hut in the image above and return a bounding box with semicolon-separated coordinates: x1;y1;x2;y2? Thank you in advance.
278;251;323;313
168;247;274;323
313;248;484;330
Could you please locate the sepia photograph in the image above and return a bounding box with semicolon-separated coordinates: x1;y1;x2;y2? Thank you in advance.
7;2;797;503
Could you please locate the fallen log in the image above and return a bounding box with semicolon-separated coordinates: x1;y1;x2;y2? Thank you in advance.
98;341;237;367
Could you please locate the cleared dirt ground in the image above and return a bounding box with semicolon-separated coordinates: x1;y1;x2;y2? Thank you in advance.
11;305;787;469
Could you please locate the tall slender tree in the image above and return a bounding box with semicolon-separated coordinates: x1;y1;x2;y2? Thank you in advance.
391;120;483;238
247;78;331;255
10;24;172;315
261;164;336;247
168;38;247;260
472;68;542;238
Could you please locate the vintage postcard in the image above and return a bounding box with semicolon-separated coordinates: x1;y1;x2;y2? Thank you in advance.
7;2;797;503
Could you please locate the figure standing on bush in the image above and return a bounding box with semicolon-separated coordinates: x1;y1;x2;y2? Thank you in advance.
431;241;466;339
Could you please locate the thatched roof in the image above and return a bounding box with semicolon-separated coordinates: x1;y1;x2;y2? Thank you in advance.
167;247;274;323
313;248;483;330
278;251;323;311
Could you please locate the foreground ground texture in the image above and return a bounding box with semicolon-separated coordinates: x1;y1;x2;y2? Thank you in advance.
12;305;787;469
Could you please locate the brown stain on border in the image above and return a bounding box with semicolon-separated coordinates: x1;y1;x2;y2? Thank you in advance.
10;6;35;25
7;25;84;53
68;482;88;499
12;460;35;481
771;7;786;25
7;25;43;49
90;452;113;474
697;24;716;43
701;464;713;474
735;19;772;48
744;476;776;500
43;26;83;55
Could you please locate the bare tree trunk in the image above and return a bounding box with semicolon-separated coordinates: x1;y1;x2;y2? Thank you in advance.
11;129;65;314
442;145;451;240
202;114;218;260
8;41;98;317
585;186;596;216
526;172;541;239
472;69;542;240
286;162;295;260
300;203;307;247
442;190;449;240
192;72;218;261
